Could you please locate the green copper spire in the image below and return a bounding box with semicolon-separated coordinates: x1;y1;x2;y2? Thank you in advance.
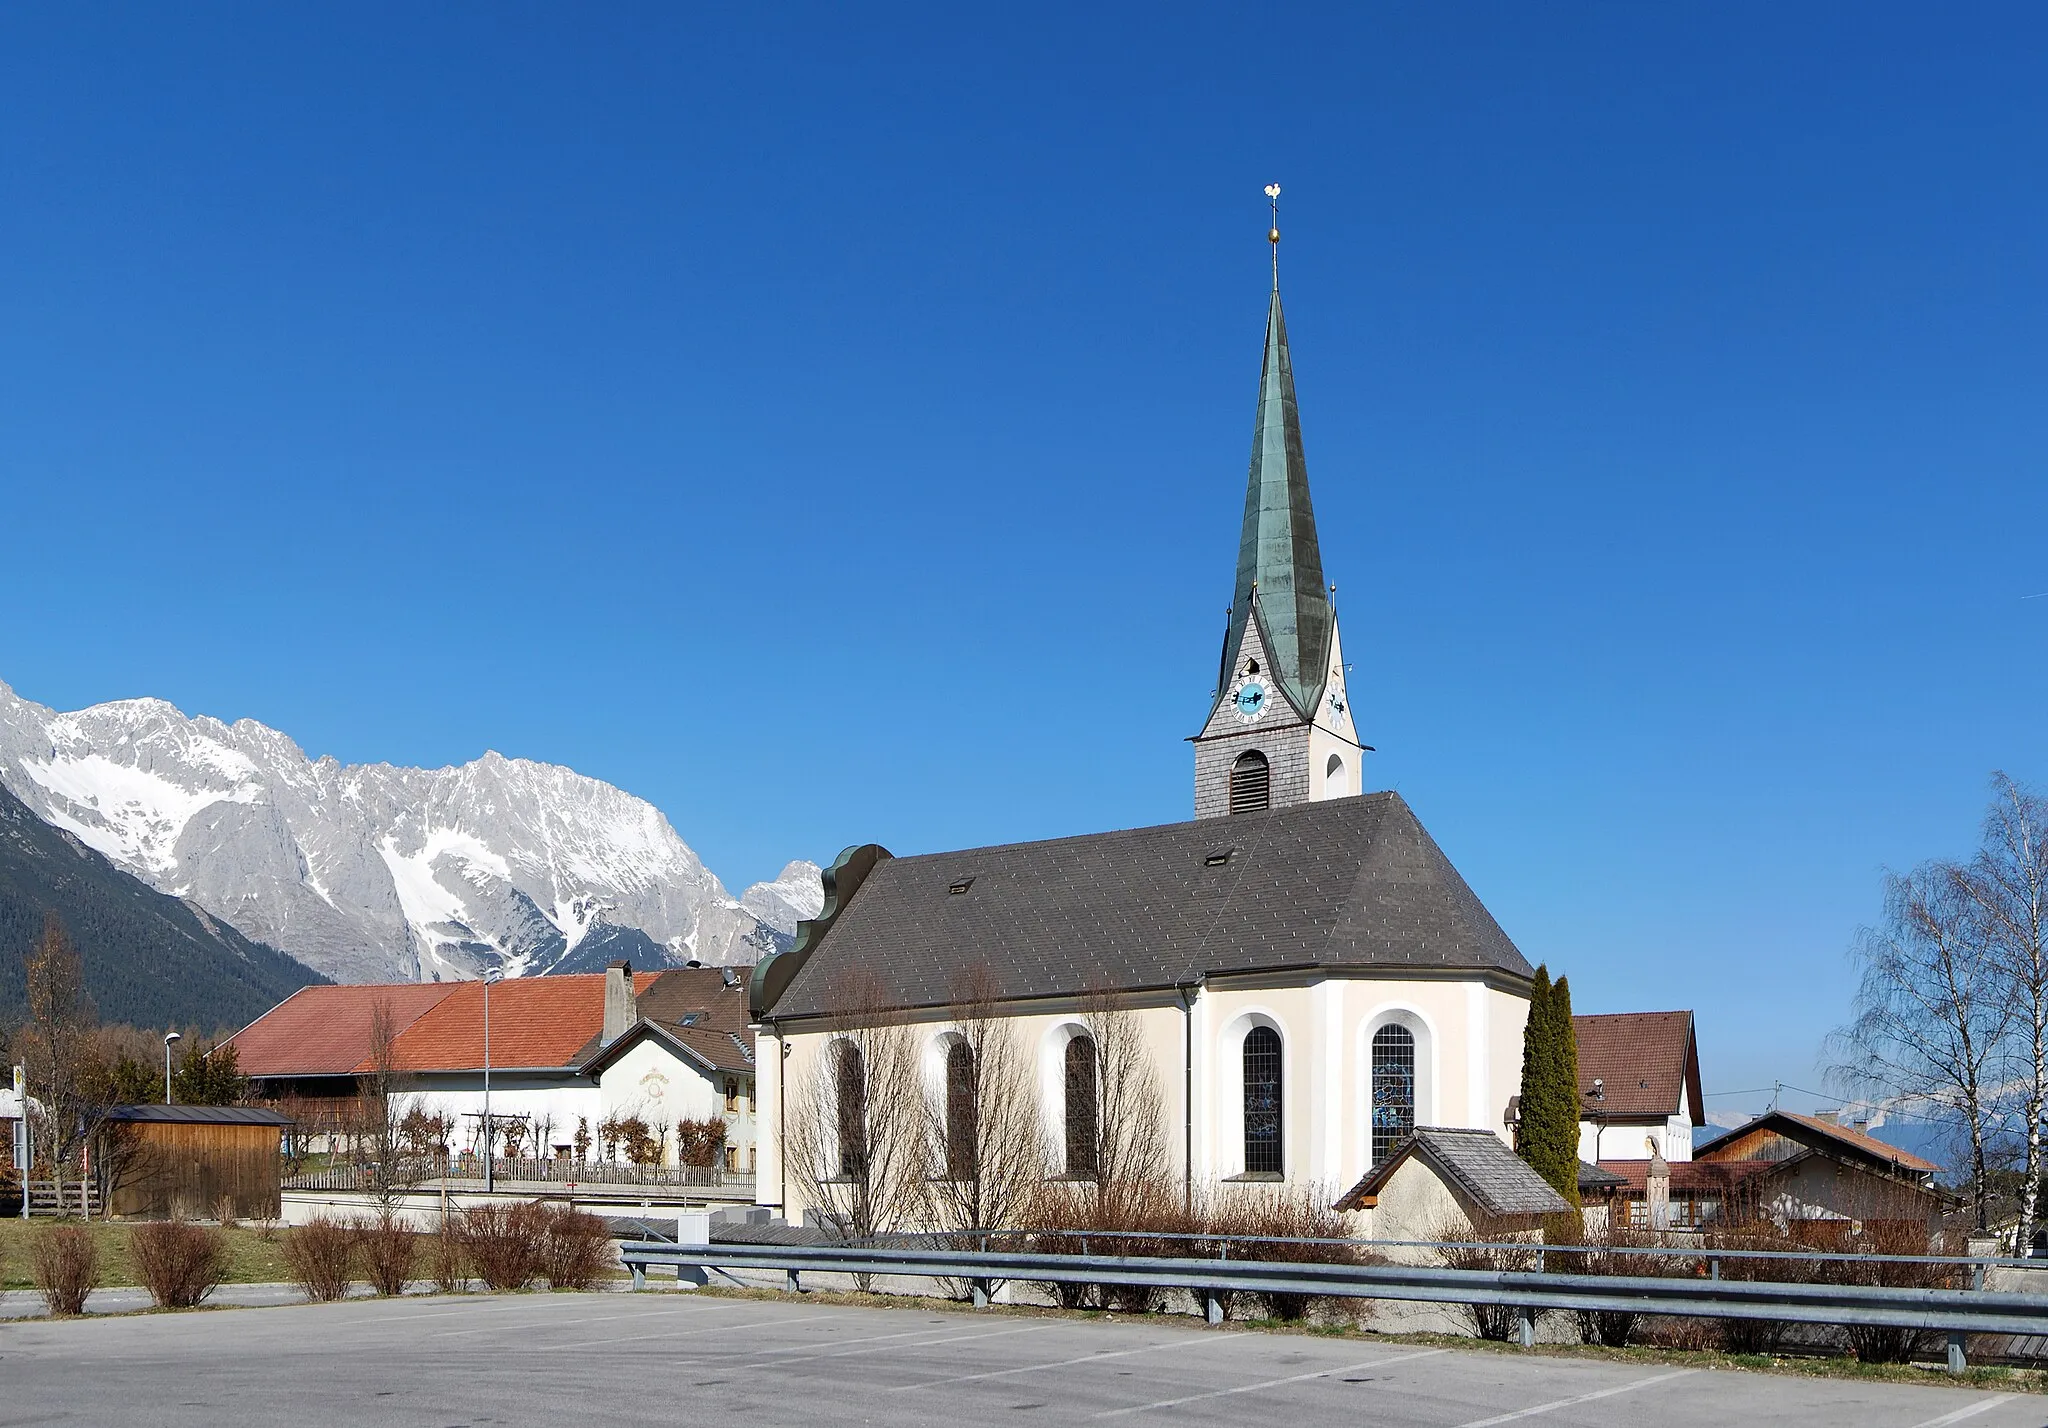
1219;283;1331;716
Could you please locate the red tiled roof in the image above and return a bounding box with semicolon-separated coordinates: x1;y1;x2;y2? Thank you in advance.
1595;1159;1772;1196
226;970;762;1078
388;972;662;1071
1574;1011;1703;1124
225;982;459;1077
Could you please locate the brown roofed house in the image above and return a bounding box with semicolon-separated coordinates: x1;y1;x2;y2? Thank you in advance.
1572;1011;1705;1165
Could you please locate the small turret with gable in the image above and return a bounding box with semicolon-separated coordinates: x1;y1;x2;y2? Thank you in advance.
1193;203;1365;819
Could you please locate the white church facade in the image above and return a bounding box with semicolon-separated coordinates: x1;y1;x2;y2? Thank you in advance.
750;253;1540;1218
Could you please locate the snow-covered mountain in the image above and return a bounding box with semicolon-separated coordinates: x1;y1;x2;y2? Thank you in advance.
0;680;822;985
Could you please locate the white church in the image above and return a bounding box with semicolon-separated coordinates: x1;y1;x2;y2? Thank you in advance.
749;240;1573;1217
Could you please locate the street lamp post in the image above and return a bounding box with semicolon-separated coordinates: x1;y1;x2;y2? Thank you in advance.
163;1031;183;1105
482;967;501;1194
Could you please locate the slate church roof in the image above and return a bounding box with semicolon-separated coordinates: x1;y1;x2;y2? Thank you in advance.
758;792;1534;1023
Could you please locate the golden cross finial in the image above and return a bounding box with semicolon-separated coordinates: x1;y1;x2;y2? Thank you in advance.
1264;183;1281;289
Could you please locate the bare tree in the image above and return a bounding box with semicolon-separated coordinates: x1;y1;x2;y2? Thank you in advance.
1959;774;2048;1250
1081;990;1171;1218
19;914;99;1215
923;968;1047;1239
785;975;926;1258
356;1001;427;1212
1829;863;2009;1230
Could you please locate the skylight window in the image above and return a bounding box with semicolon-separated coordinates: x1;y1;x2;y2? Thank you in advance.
948;877;975;895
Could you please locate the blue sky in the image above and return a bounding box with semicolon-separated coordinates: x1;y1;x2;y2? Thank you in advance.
3;5;2045;1119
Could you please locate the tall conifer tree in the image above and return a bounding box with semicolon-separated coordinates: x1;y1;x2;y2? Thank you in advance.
1515;964;1582;1205
1517;966;1552;1156
1544;976;1582;1205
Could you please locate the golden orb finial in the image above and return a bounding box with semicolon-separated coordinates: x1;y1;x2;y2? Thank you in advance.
1264;183;1282;286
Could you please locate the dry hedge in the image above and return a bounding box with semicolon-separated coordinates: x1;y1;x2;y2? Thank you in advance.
129;1220;227;1309
358;1215;418;1297
459;1201;550;1291
32;1226;100;1316
538;1205;612;1291
285;1215;358;1302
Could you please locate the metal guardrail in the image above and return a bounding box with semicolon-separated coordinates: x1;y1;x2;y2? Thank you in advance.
615;1238;2048;1371
982;1227;2048;1273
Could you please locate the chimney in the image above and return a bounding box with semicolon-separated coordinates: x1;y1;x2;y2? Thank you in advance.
1646;1137;1671;1232
603;960;636;1045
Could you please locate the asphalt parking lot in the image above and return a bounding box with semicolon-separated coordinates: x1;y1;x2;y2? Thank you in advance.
1;1291;2041;1427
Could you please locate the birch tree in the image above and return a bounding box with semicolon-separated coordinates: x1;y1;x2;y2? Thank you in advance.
1960;774;2048;1250
1830;862;2008;1230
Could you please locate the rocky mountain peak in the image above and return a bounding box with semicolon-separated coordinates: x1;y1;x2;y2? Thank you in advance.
0;679;814;986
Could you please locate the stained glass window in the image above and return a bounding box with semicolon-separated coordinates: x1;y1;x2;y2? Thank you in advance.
1371;1023;1416;1165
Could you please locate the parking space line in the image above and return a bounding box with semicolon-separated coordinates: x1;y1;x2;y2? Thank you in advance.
550;1311;842;1350
737;1323;1054;1372
1454;1367;1696;1427
1095;1346;1447;1418
1909;1396;2018;1428
892;1331;1250;1391
432;1303;724;1337
745;1323;973;1357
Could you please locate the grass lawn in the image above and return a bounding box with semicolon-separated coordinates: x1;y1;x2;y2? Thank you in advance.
0;1219;297;1290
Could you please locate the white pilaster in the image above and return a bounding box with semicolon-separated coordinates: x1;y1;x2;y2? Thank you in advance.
1312;979;1343;1185
1465;983;1490;1131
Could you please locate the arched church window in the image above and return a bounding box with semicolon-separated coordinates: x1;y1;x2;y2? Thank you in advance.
1064;1035;1099;1178
835;1041;868;1178
1371;1024;1416;1165
1325;754;1348;798
945;1040;977;1180
1243;1026;1283;1174
1229;750;1270;815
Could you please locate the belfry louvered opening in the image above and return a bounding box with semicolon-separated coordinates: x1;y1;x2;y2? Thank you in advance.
1228;750;1271;815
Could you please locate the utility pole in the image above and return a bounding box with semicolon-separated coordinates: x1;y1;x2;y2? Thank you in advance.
482;967;500;1194
163;1031;183;1105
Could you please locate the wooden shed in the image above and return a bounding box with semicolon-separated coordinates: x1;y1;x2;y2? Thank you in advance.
102;1105;292;1220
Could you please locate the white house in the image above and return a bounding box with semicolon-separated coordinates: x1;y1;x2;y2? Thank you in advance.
228;961;760;1171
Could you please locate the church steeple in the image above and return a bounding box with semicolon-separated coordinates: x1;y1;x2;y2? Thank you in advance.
1191;187;1363;821
1219;285;1332;717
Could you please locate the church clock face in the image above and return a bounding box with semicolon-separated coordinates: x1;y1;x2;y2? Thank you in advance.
1230;675;1272;722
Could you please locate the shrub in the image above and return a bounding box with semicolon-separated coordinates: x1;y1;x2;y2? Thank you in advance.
129;1220;228;1309
1209;1182;1362;1321
1543;1217;1665;1347
359;1215;419;1297
539;1204;612;1290
1021;1178;1198;1311
32;1226;100;1316
1706;1224;1813;1354
675;1118;728;1169
429;1228;466;1293
459;1201;550;1291
284;1215;358;1302
213;1196;238;1230
1430;1215;1539;1341
1811;1219;1958;1364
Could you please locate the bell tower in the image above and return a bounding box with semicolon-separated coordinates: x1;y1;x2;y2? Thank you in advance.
1193;188;1366;819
